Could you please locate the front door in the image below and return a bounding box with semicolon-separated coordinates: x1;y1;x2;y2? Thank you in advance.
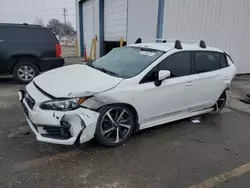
138;51;200;129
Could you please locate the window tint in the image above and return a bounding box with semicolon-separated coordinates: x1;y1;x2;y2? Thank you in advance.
159;51;191;77
140;67;158;83
0;26;57;43
194;51;220;73
140;51;191;83
220;53;228;68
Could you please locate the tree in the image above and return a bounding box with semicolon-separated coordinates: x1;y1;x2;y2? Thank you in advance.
33;17;44;26
47;18;75;36
47;18;61;35
63;21;75;35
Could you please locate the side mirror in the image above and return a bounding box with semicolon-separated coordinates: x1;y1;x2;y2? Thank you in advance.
158;70;171;81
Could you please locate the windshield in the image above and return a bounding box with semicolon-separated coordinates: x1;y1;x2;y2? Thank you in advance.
91;46;164;78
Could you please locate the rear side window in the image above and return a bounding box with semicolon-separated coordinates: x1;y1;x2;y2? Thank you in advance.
220;53;228;68
0;26;57;43
159;51;191;77
194;51;220;73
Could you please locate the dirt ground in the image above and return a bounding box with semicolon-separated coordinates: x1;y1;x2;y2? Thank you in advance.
1;73;250;188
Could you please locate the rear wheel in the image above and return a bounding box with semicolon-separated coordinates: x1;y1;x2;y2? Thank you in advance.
13;61;39;84
212;91;227;114
95;105;135;147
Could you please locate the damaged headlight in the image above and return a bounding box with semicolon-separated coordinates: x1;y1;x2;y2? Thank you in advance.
40;97;87;111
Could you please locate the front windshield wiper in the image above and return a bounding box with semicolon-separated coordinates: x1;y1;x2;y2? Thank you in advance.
87;61;123;77
95;67;122;77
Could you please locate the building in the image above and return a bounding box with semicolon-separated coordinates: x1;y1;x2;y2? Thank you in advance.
75;0;250;74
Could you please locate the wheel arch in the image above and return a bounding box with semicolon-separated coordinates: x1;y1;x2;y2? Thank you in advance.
8;54;40;73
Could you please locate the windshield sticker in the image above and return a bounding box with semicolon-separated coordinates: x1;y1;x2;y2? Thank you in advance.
140;51;155;56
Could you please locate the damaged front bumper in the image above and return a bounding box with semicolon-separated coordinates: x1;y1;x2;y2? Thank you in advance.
18;90;99;145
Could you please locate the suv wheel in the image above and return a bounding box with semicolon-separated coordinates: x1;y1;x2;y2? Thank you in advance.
95;105;136;147
13;61;39;84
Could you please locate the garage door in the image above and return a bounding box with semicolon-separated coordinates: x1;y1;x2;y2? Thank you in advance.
104;0;128;41
82;0;94;56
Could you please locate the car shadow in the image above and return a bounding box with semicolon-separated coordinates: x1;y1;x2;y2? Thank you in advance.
0;76;20;85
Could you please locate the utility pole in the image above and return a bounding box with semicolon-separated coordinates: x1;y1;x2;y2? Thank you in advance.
62;8;68;26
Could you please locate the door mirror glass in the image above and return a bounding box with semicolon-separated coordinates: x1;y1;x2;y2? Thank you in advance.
158;70;171;81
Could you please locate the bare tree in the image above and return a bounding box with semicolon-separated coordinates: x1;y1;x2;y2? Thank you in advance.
47;18;75;36
47;18;61;35
33;17;44;26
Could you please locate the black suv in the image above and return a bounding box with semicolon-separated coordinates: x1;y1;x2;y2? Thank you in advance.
0;23;64;83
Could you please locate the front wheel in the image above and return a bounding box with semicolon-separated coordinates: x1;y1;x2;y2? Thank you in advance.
95;105;135;147
212;91;227;114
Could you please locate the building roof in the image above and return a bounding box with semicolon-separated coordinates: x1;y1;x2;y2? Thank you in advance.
129;42;223;53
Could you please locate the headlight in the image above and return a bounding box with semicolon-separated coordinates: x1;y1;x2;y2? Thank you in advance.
40;97;87;111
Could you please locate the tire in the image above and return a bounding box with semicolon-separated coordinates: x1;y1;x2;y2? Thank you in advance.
13;60;39;84
95;104;136;147
212;90;227;114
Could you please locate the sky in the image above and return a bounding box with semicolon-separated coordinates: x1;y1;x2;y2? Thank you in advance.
0;0;76;28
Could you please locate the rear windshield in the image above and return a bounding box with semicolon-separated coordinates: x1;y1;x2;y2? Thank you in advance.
0;26;58;43
92;46;164;78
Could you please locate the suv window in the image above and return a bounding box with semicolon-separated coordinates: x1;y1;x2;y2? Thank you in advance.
140;51;191;83
0;26;57;43
194;51;221;73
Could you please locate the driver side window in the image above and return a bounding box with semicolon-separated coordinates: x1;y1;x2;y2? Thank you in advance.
159;51;191;77
140;51;191;83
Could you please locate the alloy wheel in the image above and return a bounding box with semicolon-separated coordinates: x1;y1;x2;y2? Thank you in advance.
100;107;132;144
214;92;226;112
18;66;35;81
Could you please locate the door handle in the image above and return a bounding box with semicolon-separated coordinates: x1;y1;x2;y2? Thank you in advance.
185;81;193;86
222;76;230;80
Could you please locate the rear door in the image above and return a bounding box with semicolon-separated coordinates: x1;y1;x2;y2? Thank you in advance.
193;51;230;109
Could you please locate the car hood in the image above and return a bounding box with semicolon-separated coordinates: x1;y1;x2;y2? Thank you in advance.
33;64;123;98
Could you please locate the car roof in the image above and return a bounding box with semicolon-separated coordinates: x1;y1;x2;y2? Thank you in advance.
0;23;44;28
129;43;224;53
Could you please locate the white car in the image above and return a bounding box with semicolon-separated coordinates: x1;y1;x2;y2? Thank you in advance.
19;40;237;147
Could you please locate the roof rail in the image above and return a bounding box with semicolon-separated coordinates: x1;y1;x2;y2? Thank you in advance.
134;37;142;44
175;40;182;49
137;37;168;42
134;37;206;49
199;40;206;48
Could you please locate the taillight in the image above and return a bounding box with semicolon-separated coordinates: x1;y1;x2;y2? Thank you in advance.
56;43;61;57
